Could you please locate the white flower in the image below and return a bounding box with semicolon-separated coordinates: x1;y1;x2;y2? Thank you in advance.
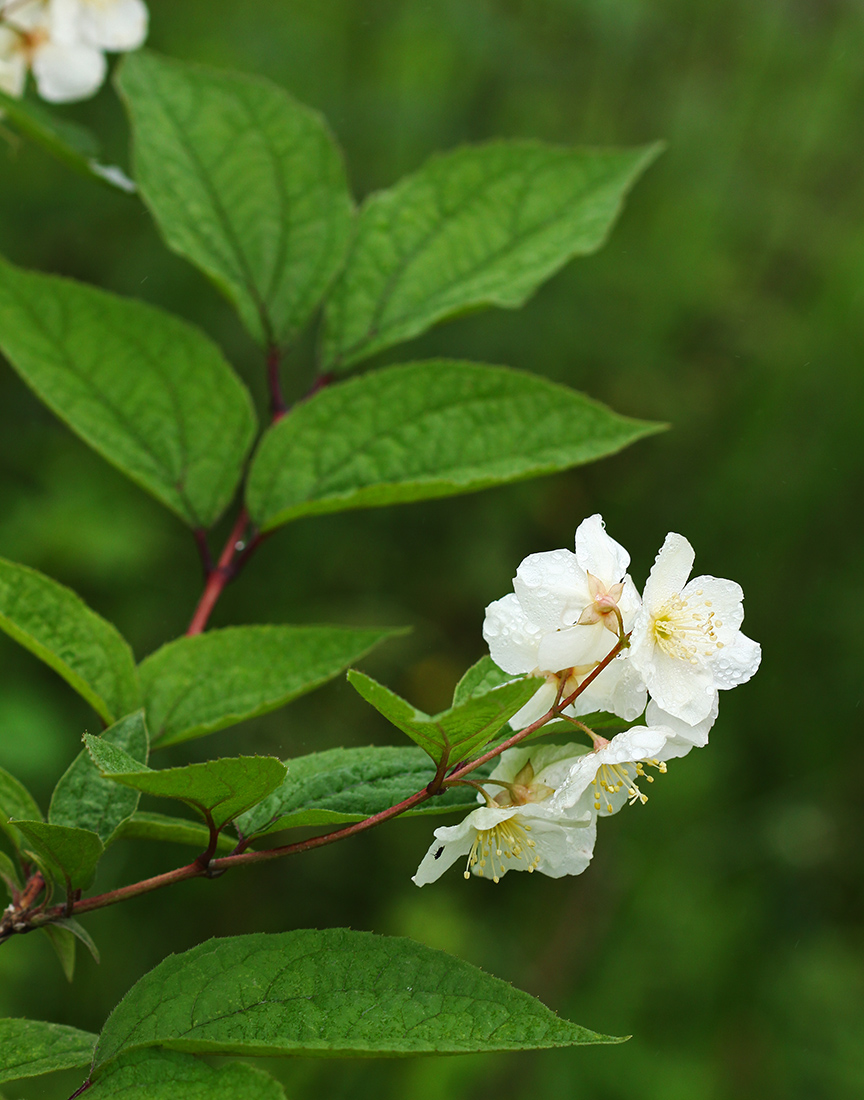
629;533;761;725
49;0;147;53
646;696;718;760
0;25;28;96
0;0;105;102
551;725;673;817
412;743;596;886
0;0;146;103
482;514;646;728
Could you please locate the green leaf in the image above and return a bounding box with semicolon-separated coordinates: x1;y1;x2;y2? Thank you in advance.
0;257;257;528
41;919;98;983
93;929;621;1069
40;924;77;982
0;89;135;193
84;738;287;830
88;1050;286;1100
112;811;236;853
235;746;485;838
0;1018;96;1084
0;764;42;852
323;140;662;369
246;361;663;531
0;558;140;725
10;821;103;892
117;51;354;348
139;625;404;747
452;656;514;707
347;670;541;764
50;712;149;845
0;851;22;898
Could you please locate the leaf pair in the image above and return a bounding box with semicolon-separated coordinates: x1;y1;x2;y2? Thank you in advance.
348;667;542;766
1;52;662;545
0;930;624;1096
0;553;403;741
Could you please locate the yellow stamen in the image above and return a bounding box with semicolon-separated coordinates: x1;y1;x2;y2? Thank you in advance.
464;818;539;882
591;759;667;814
651;593;724;663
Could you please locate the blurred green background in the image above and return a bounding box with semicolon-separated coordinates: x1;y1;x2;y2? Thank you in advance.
1;0;863;1097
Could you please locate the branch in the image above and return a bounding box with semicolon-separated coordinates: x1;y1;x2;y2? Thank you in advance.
186;507;249;635
3;638;630;935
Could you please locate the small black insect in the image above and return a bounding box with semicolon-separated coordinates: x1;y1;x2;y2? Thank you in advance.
434;846;445;860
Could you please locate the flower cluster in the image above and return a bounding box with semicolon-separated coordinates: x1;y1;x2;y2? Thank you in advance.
0;0;147;103
414;515;760;886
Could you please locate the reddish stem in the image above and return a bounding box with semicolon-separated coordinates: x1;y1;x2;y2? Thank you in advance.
267;344;287;422
186;508;249;635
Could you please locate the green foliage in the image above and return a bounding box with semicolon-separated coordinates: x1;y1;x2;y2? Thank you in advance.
40;923;78;982
0;558;140;724
87;1050;287;1099
84;737;287;830
0;1019;96;1084
113;812;237;852
0;258;257;527
0;90;134;193
0;764;42;853
452;656;515;706
247;361;660;530
92;930;619;1068
348;669;541;764
118;51;354;348
322;141;661;370
0;851;21;896
235;746;485;838
10;820;103;892
41;917;101;983
50;712;149;844
139;625;404;747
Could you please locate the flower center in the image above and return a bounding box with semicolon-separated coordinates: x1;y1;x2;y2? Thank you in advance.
592;759;667;814
464;818;538;883
651;590;725;664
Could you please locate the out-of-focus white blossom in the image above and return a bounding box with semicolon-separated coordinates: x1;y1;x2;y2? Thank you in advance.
0;0;147;103
629;532;761;725
412;743;596;886
0;25;28;96
482;514;646;728
50;0;147;53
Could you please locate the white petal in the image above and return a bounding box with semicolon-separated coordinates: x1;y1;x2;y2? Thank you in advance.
643;649;716;725
32;39;105;101
46;0;80;43
618;574;643;631
684;575;745;635
411;807;516;887
507;678;558;730
524;742;592;789
646;696;718;759
642;532;695;611
526;815;597;878
411;822;474;886
710;631;761;689
4;0;48;32
574;513;630;583
0;30;27;97
482;593;542;675
537;622;609;672
513;548;588;630
565;656;647;722
77;0;148;51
